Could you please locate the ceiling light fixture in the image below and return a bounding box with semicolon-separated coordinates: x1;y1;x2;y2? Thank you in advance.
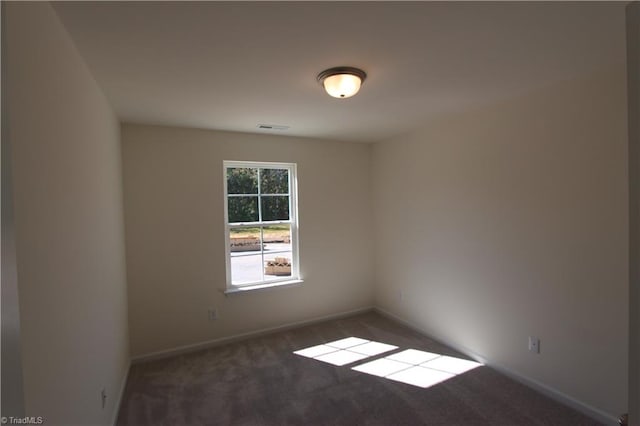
317;66;367;99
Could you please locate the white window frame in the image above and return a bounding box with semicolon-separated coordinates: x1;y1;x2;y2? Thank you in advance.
223;161;301;293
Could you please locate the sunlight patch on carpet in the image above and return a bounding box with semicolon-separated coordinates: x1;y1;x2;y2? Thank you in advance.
293;337;398;366
355;348;483;388
294;338;483;389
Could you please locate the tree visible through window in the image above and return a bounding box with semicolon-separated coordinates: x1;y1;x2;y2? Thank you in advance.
224;161;299;288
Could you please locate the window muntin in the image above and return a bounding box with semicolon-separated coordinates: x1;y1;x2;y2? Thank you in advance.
224;161;299;289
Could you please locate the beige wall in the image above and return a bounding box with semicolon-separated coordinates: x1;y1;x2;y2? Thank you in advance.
372;65;628;421
5;3;129;425
627;3;640;425
122;124;374;357
1;3;26;417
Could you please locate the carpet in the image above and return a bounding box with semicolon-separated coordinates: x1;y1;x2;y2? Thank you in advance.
116;311;602;426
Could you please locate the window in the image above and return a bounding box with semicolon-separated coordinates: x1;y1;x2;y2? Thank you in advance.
223;161;300;291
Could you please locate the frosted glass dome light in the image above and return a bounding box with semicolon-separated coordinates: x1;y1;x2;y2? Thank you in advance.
317;67;367;99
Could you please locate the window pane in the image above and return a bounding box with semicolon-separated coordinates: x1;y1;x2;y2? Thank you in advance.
227;168;258;194
264;252;293;281
228;196;258;223
229;227;261;249
263;225;292;281
229;229;263;284
262;225;291;248
231;253;263;284
261;196;289;221
260;168;289;194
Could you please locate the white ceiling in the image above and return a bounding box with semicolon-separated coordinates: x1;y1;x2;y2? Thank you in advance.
52;1;626;143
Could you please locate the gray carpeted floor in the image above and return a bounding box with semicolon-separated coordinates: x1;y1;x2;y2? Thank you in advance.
116;311;602;425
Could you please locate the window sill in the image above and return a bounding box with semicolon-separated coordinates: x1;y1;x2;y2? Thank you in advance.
223;279;303;296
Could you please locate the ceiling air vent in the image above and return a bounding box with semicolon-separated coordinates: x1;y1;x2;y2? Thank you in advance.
257;124;290;131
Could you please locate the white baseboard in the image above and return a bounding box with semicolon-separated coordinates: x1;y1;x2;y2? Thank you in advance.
373;306;619;426
131;306;374;364
111;362;130;426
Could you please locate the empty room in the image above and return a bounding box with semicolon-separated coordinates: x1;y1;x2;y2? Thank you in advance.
2;1;638;426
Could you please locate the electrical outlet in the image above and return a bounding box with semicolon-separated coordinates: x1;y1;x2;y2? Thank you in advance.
101;388;107;410
528;336;540;354
208;308;218;321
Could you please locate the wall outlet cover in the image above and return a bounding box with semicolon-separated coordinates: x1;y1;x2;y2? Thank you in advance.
528;336;540;354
